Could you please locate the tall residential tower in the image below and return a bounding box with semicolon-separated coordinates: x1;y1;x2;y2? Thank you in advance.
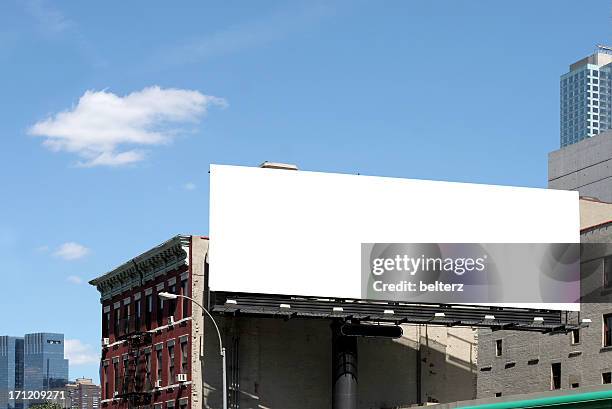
561;45;612;147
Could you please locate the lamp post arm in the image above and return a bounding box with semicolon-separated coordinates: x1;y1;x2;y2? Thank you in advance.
179;294;223;356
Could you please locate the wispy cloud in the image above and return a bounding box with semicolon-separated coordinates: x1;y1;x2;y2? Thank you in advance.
29;86;226;167
154;3;334;67
183;182;197;191
23;0;73;34
65;339;99;365
66;275;83;285
53;242;90;260
21;1;107;68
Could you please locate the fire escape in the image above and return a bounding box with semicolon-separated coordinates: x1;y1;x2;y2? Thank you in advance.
118;315;153;408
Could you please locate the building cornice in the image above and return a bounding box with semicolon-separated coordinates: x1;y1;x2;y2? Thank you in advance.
88;235;192;299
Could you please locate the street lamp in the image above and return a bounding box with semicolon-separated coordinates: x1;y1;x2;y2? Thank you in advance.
158;291;227;409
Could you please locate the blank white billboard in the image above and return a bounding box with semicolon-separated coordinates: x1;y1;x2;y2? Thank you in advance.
208;164;580;311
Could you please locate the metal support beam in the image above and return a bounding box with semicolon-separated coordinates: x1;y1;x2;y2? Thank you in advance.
332;321;358;409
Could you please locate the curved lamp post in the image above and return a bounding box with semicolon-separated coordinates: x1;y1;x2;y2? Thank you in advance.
158;291;227;409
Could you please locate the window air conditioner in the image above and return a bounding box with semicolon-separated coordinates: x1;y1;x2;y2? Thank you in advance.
154;380;162;388
102;338;110;347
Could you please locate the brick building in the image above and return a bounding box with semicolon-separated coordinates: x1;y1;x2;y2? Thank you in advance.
89;236;208;409
476;198;612;398
67;378;101;409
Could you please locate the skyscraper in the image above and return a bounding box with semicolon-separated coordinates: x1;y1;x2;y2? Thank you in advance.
23;333;69;392
0;336;24;409
0;333;69;409
560;45;612;147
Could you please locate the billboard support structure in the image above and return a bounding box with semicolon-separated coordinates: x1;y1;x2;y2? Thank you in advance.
210;291;582;333
331;320;358;409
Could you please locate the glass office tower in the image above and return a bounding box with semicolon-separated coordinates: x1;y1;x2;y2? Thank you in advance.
1;333;69;409
560;45;612;147
23;333;69;391
0;336;24;409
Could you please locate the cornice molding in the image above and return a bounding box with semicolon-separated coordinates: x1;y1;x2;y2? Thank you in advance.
89;235;191;298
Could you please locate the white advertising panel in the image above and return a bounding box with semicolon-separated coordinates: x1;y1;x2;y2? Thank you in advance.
209;164;580;311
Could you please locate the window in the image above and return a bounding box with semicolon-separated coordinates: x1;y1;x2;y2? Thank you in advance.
603;372;611;384
571;382;579;389
113;362;120;395
114;308;120;338
551;363;561;390
104;365;109;399
122;357;128;393
495;392;502;398
145;352;152;389
169;284;177;320
157;292;164;327
604;314;612;347
156;349;163;385
146;294;153;330
123;304;130;335
181;278;189;318
571;329;580;345
604;256;612;289
181;341;188;373
135;299;142;330
168;345;175;383
103;311;110;338
495;339;503;357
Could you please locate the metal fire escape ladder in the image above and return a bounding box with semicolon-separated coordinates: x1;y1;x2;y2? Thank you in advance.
118;317;153;408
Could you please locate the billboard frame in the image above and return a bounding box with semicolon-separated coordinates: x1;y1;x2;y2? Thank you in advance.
210;291;582;333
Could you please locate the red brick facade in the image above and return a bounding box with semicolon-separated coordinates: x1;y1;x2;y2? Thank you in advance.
90;236;207;409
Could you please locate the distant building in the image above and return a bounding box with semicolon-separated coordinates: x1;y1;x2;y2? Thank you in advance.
0;336;24;409
0;333;69;409
476;198;612;398
549;130;612;202
560;45;612;147
24;333;69;392
67;378;100;409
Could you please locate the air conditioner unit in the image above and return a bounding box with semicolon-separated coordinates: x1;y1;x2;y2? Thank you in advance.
154;380;162;388
102;338;110;347
176;373;187;382
113;391;119;397
168;316;175;325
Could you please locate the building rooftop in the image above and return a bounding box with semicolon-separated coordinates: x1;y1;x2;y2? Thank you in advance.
580;196;612;231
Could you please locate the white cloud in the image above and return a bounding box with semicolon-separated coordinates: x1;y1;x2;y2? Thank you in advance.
29;86;226;167
183;182;197;191
65;339;99;365
66;275;83;284
54;242;90;260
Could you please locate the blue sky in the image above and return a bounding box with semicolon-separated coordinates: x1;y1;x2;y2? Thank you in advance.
0;0;610;382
